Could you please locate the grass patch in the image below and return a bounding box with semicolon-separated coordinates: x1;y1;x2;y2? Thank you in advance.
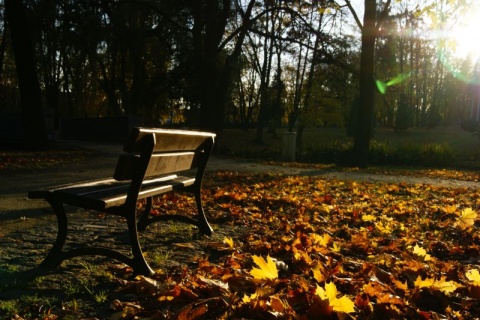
0;300;20;317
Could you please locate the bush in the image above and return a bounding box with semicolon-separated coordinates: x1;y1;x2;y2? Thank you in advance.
368;140;392;165
298;140;352;163
419;143;456;167
299;140;458;168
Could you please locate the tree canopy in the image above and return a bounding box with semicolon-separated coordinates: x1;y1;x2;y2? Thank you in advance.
1;0;479;164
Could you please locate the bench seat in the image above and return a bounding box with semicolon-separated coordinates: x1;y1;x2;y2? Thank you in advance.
28;174;194;211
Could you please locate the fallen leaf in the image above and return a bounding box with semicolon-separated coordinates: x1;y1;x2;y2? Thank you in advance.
456;207;477;229
310;233;331;246
414;276;435;289
316;282;355;314
223;236;234;249
433;277;463;294
412;244;432;261
312;263;327;283
466;269;480;285
250;255;278;280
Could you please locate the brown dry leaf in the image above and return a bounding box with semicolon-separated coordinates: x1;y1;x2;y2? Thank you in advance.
269;295;286;313
176;302;208;320
391;277;408;292
363;281;386;297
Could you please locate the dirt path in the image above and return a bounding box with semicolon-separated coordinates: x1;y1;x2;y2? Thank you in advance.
1;141;479;222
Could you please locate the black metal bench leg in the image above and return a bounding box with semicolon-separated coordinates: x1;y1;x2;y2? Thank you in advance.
39;200;67;268
195;189;213;236
127;210;154;276
137;197;153;231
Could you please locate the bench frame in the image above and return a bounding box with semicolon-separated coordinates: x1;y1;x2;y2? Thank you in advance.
28;127;216;276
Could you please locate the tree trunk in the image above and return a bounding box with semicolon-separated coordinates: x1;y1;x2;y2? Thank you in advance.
352;0;377;167
197;0;232;133
0;27;8;85
5;0;48;149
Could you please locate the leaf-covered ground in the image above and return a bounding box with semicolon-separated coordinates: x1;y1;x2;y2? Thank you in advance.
0;147;97;172
2;147;480;319
108;171;480;319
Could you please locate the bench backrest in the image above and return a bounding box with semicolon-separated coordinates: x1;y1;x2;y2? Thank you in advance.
113;127;216;182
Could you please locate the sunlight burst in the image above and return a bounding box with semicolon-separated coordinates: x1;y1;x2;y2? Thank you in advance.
448;11;480;60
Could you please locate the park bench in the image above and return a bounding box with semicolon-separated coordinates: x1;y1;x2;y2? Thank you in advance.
28;127;216;276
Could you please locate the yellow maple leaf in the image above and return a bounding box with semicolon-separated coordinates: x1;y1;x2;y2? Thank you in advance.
456;208;477;229
293;248;313;265
315;282;355;314
316;282;338;301
363;281;385;297
310;233;331;246
242;292;258;303
443;204;457;214
414;276;435;288
466;269;480;286
223;237;234;249
375;221;393;234
250;255;278;280
312;263;326;282
321;203;331;213
331;242;341;253
362;214;376;222
433;277;463;294
331;295;356;314
412;244;432;261
414;276;463;294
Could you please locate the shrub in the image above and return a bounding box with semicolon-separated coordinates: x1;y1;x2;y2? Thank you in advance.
299;140;457;168
299;140;352;163
368;140;392;165
419;143;456;167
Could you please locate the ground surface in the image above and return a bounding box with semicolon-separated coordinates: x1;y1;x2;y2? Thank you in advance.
1;140;480;318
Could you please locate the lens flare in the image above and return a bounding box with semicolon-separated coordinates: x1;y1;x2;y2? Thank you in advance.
376;72;411;94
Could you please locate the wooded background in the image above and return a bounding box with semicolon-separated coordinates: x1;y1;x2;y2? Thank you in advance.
1;0;478;165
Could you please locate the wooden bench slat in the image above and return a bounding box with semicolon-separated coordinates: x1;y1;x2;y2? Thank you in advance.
123;128;214;153
114;152;197;181
48;176;195;211
27;178;119;199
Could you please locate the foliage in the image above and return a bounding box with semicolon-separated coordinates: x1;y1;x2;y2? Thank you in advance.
107;171;480;319
299;139;457;167
3;167;480;318
4;0;476;137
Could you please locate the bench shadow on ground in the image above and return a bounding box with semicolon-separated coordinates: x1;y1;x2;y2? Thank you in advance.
0;208;247;317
